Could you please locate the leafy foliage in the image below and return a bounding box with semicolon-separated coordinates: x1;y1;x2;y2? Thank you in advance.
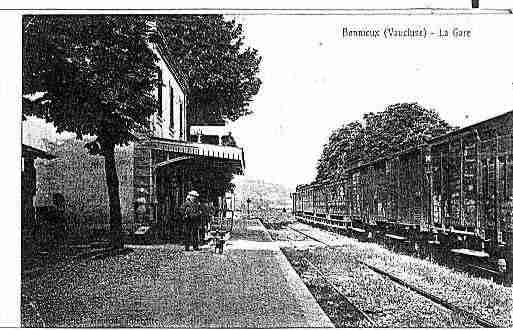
316;103;455;181
155;15;262;124
23;15;160;145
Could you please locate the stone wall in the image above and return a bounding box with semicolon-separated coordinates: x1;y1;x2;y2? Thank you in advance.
35;138;135;236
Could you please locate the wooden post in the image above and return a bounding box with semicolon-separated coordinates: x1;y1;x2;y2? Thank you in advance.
505;153;513;285
150;149;157;226
427;147;433;228
460;137;464;227
349;176;353;221
325;186;330;215
475;131;482;237
420;150;424;227
440;150;444;225
448;142;453;228
472;0;479;9
422;148;429;228
495;134;500;244
299;190;305;215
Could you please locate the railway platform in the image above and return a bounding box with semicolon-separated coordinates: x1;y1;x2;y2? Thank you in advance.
21;216;334;328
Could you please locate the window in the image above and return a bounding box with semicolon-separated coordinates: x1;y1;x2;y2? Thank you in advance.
169;82;174;131
179;102;183;138
157;69;163;117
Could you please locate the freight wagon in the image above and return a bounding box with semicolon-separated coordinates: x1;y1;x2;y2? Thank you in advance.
292;111;513;280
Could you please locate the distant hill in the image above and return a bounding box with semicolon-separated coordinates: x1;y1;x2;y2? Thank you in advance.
232;176;293;211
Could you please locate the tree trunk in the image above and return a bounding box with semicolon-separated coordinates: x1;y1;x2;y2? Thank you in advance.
103;142;123;249
507;236;513;286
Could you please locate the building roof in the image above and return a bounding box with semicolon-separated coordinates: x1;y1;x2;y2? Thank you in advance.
22;144;56;160
152;26;190;94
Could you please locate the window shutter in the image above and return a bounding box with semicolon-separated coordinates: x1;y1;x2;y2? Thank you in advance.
180;102;183;139
158;69;163;117
169;83;174;130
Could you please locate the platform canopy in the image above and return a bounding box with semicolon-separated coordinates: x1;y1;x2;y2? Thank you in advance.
148;137;245;175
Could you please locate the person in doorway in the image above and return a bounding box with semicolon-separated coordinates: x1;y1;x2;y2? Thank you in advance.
180;190;202;251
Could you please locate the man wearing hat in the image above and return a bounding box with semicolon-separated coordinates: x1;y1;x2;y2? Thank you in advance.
180;190;202;251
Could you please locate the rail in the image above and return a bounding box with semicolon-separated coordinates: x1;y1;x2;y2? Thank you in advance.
259;218;375;326
284;224;501;328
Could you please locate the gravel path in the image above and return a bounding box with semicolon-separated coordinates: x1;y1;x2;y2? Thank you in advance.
21;218;333;328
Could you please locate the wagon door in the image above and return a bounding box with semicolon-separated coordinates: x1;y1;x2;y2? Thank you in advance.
480;138;496;241
479;135;512;245
497;134;513;245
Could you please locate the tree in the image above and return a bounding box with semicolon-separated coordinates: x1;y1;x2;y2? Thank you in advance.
23;16;160;248
316;121;364;181
155;15;262;124
316;103;455;182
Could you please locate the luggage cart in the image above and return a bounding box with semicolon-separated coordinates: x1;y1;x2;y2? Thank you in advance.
207;193;235;254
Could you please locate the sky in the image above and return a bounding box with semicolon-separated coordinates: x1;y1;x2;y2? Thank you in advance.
229;13;513;190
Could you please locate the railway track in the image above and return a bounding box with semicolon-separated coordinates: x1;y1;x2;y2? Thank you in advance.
256;217;374;326
283;224;500;328
283;231;377;327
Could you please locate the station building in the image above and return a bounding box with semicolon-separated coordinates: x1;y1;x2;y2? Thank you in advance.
22;25;245;242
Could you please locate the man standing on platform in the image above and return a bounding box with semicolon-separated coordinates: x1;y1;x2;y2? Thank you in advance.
180;190;202;251
199;200;212;245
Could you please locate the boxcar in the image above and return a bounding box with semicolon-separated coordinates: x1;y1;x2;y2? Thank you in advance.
294;110;513;279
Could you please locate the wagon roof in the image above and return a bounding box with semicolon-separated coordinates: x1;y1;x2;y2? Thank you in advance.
428;110;513;144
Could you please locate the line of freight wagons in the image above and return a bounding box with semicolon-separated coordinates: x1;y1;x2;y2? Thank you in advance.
292;111;513;278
